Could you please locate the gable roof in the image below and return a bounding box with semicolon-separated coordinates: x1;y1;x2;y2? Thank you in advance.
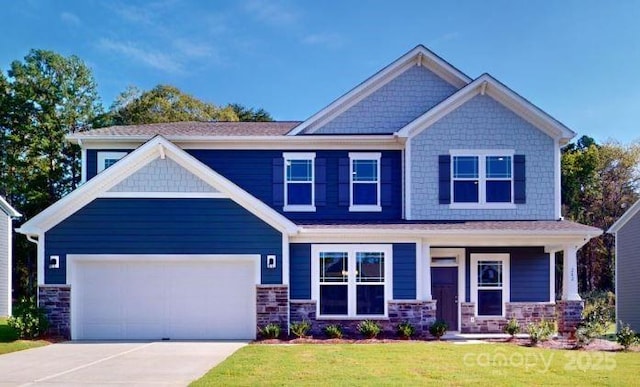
608;199;640;233
396;73;576;144
287;45;472;136
17;136;299;236
0;196;20;218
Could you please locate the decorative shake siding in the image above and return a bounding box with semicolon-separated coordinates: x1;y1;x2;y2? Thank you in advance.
0;215;8;316
616;210;640;331
108;158;217;193
313;66;458;134
410;94;556;220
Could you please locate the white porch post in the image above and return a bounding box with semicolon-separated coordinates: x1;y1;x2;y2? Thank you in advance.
562;245;581;301
422;242;432;300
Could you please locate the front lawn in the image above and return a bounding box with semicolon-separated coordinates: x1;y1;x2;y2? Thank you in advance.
193;342;640;386
0;318;48;355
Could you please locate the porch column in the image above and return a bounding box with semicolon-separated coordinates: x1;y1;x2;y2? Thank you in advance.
422;242;432;300
562;245;581;301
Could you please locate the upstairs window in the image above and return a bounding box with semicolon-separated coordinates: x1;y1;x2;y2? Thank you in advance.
349;152;381;212
450;151;514;207
97;151;127;173
283;153;315;212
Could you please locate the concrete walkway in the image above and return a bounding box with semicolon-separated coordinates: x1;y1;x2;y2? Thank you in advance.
0;341;247;387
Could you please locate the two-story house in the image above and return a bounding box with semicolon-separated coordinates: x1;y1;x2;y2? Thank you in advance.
17;46;601;340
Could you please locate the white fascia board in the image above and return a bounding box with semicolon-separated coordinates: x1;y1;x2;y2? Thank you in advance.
608;199;640;233
0;197;21;218
17;136;300;236
287;46;471;136
397;74;577;143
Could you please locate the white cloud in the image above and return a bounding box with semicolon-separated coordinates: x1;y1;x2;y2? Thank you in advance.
244;0;298;25
60;11;81;26
98;38;183;74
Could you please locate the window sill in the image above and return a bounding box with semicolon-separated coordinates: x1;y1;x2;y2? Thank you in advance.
316;315;389;320
449;203;516;210
283;205;316;212
474;315;506;320
349;205;382;212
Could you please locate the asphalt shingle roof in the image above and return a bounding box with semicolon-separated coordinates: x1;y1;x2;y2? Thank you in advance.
74;121;302;137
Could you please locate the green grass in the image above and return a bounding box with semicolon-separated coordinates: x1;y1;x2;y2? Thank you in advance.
193;342;640;386
0;317;48;354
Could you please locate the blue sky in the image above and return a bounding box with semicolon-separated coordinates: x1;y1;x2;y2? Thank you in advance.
2;0;639;144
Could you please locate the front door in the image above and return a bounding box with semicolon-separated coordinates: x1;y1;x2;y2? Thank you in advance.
431;267;458;330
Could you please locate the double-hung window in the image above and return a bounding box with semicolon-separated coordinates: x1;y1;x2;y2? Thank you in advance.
283;153;315;212
470;254;510;317
313;244;392;318
349;152;381;212
451;150;514;207
97;151;128;173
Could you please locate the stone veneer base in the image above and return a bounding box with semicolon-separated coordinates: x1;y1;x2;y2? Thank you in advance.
38;285;71;339
556;300;584;337
256;285;289;335
461;302;557;333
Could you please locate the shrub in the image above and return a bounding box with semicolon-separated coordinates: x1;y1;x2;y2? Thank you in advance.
527;319;555;346
582;297;614;331
324;324;343;339
428;320;448;340
357;320;382;339
7;296;49;339
616;321;639;351
258;323;281;339
503;318;520;339
290;320;311;338
396;320;416;339
575;320;608;347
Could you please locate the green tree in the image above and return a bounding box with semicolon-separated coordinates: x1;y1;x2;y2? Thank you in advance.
0;49;102;296
227;103;273;122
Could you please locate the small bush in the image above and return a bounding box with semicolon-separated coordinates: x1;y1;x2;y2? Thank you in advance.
324;324;343;339
396;320;416;339
575;320;607;347
258;323;281;339
290;320;311;338
357;320;382;339
503;318;520;338
429;320;448;340
582;297;614;332
7;296;49;339
527;319;555;346
616;321;639;351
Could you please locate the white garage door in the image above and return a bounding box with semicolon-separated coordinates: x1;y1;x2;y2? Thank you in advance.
70;255;258;340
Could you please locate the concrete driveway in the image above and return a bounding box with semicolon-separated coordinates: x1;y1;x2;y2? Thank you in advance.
0;341;247;387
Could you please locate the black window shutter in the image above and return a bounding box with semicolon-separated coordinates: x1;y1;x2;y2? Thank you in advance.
438;155;451;204
338;158;350;206
514;154;526;204
381;157;392;206
315;158;326;206
272;158;284;206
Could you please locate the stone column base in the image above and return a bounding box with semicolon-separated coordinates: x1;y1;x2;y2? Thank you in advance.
256;285;289;335
38;285;71;339
556;300;584;337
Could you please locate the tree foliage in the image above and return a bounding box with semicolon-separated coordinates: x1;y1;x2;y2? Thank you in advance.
561;135;640;292
227;103;273;122
0;49;102;295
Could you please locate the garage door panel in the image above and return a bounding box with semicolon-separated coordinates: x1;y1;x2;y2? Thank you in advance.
73;256;257;340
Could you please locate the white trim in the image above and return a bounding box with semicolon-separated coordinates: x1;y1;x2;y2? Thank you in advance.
6;216;12;316
38;234;44;286
562;245;581;301
549;251;556;303
287;45;471;136
17;136;300;236
282;234;290;286
349;152;382;212
0;197;20;218
470;253;510;318
450;203;517;210
449;151;515;207
431;247;465;330
283;152;316;212
311;244;393;319
608;199;640;233
419;242;430;300
397;74;576;144
404;138;412;220
81;148;87;184
97;151;127;173
99;192;227;199
554;139;562;219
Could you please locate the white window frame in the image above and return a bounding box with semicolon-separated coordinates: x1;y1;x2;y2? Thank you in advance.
311;244;393;319
283;152;316;212
349;152;382;212
470;253;510;318
449;149;515;209
97;151;128;173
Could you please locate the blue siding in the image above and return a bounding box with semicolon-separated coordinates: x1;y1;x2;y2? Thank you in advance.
86;149;132;180
290;244;311;299
45;198;283;284
187;149;403;221
464;247;550;303
393;243;417;299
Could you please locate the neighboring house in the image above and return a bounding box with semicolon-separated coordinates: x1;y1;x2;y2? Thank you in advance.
17;45;601;340
608;199;640;332
0;196;21;317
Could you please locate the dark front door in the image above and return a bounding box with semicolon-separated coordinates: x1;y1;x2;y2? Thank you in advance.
431;267;458;330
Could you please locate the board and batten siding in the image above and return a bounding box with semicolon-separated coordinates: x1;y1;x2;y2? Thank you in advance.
288;243;416;301
464;247;550;303
617;212;640;331
44;198;283;285
0;213;9;316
